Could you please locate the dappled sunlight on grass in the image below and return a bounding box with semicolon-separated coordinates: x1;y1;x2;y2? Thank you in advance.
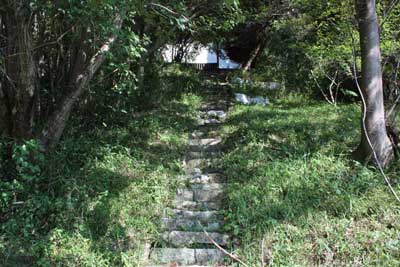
0;91;203;267
221;99;400;266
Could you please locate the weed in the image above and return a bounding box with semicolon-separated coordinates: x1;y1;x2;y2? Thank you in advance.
221;97;400;266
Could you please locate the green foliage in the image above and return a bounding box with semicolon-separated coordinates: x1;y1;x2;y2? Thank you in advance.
12;140;44;183
248;1;353;92
161;64;202;95
0;140;44;217
2;0;400;266
238;0;400;102
0;68;203;267
220;98;400;266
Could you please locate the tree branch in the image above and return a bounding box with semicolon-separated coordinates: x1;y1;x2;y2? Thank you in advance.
40;13;124;150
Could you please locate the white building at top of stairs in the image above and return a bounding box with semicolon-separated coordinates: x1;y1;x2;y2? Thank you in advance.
162;43;241;69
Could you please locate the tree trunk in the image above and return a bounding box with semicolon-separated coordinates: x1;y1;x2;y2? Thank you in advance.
40;14;123;150
3;1;37;140
353;0;394;166
216;42;220;70
243;41;263;72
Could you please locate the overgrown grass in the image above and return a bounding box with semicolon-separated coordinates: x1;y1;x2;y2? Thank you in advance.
0;73;203;266
221;97;400;266
2;72;399;267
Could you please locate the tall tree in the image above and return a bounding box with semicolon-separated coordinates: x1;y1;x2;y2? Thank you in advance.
353;0;394;166
1;0;37;140
0;1;126;150
40;14;123;149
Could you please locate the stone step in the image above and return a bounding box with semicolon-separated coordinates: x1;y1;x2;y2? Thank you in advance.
174;187;224;202
200;110;226;117
193;185;225;202
191;173;226;184
185;159;222;174
191;129;220;139
167;209;221;223
199;110;226;120
171;199;222;211
187;151;221;160
149;248;225;265
200;103;229;111
186;158;220;168
146;266;226;267
161;218;222;232
177;173;226;184
189;138;222;146
162;231;231;247
196;118;223;127
175;188;194;201
191;183;226;190
188;138;222;152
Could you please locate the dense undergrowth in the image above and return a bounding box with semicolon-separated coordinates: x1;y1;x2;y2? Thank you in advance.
1;69;400;266
220;95;400;266
0;66;203;267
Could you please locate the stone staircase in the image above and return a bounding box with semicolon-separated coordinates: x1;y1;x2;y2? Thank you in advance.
145;91;231;267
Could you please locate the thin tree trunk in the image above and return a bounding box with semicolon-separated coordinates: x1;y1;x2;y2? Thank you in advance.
40;14;123;150
243;41;263;72
137;56;145;92
353;0;393;166
0;80;9;136
216;42;220;70
0;13;6;134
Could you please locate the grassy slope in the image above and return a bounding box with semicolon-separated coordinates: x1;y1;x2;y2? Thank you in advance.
1;91;203;266
221;96;400;266
2;72;399;267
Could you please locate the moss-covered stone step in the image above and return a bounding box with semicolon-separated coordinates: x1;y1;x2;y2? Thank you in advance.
161;231;231;247
166;209;221;223
149;248;225;265
188;138;222;152
190;129;221;139
186;151;221;160
199;110;227;120
188;173;226;184
173;186;225;202
196;118;224;127
161;218;222;232
185;158;222;174
171;199;222;211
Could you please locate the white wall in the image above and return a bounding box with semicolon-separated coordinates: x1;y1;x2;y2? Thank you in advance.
162;44;241;69
218;49;241;69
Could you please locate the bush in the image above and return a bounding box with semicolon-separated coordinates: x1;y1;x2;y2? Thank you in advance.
0;67;203;267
